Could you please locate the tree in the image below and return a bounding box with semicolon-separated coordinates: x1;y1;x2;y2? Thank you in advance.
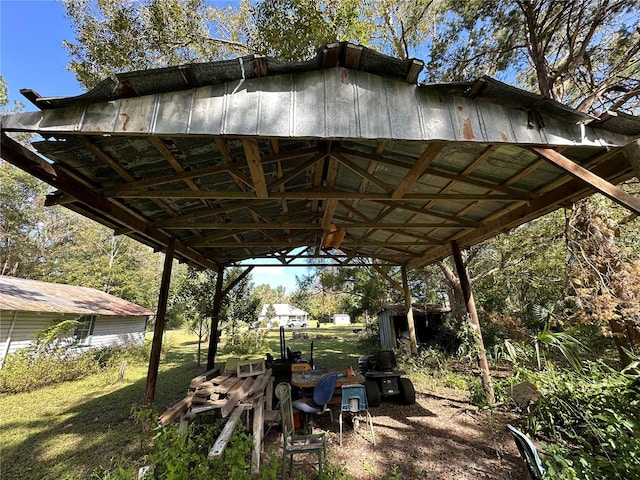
220;267;261;339
567;194;640;366
265;303;277;327
63;0;252;88
169;267;217;366
432;0;640;113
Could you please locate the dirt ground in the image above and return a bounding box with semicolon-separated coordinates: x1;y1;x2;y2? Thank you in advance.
262;388;531;480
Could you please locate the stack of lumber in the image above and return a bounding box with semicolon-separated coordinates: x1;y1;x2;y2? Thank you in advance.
158;366;272;426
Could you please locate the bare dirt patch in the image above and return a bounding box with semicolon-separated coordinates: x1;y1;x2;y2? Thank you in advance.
263;389;530;479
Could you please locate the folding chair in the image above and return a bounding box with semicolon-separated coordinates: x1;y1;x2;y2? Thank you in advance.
276;382;326;479
339;384;376;446
506;424;546;480
292;372;338;426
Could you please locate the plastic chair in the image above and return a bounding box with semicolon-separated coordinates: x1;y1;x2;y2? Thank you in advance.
292;372;338;424
506;424;546;480
275;382;326;479
339;384;376;446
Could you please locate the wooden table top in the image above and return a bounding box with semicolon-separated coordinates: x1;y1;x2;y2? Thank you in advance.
291;370;365;388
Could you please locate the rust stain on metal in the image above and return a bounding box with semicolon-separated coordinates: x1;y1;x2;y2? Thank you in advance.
341;69;349;83
462;118;475;140
457;105;463;112
500;132;509;142
120;113;130;131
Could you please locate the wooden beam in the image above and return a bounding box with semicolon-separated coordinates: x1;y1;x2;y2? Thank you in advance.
0;133;218;271
321;199;339;229
143;237;175;406
222;266;254;296
532;146;640;215
392;142;445;199
406;151;635;269
112;190;519;201
372;265;403;293
242;139;269;198
332;152;394;193
450;240;495;404
208;405;244;458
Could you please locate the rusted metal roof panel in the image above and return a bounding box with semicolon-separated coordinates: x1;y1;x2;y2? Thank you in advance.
0;275;155;317
2;43;639;271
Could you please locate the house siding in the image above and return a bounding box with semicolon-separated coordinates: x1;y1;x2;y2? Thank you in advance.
0;311;147;364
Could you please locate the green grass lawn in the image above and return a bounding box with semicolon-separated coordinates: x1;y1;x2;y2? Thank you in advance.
0;324;369;480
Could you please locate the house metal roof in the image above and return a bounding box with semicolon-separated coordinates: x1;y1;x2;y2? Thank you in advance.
0;275;155;316
2;42;639;272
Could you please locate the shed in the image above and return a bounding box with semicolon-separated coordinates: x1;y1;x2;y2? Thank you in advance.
0;275;154;367
257;303;309;327
378;304;451;351
332;313;351;325
2;41;639;401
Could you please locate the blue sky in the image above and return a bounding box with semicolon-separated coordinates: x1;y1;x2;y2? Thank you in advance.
1;1;83;105
1;0;304;292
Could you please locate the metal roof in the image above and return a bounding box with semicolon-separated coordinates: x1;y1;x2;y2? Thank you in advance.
2;42;639;271
0;275;155;316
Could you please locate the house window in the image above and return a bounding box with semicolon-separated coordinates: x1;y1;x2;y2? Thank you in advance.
74;315;96;346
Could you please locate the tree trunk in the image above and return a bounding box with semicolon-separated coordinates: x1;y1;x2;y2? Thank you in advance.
450;242;495;405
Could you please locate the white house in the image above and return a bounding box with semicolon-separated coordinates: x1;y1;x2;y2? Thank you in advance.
0;275;154;368
257;303;309;327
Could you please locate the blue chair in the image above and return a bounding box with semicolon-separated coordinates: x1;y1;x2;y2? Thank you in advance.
506;424;546;480
293;372;338;425
339;384;376;446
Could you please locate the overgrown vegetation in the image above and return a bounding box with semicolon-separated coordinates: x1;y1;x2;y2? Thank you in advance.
0;320;151;393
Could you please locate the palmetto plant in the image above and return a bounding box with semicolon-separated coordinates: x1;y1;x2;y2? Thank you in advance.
500;304;588;372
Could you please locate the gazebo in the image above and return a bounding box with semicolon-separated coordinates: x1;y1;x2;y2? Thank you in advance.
2;42;639;405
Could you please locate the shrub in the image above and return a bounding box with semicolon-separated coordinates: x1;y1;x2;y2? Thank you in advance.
0;348;101;393
220;329;268;356
523;360;640;480
0;341;153;393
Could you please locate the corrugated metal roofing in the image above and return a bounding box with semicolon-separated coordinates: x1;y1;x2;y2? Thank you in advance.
0;275;155;316
2;42;639;271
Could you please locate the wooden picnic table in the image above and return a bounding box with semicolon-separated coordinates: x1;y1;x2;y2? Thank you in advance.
291;370;365;389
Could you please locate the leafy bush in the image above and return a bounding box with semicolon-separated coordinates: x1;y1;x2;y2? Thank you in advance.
0;348;101;393
523;360;640;480
0;340;152;393
220;329;268;356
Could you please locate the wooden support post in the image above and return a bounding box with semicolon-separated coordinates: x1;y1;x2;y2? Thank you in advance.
401;266;418;355
450;240;495;405
143;237;175;406
207;267;225;370
252;395;264;476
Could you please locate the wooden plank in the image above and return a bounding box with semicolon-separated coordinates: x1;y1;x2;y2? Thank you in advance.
190;400;226;414
210;374;232;385
221;377;254;418
533;146;640;215
246;369;272;398
189;367;221;388
158;392;194;426
214;376;243;394
208;406;244;458
251;395;264;475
